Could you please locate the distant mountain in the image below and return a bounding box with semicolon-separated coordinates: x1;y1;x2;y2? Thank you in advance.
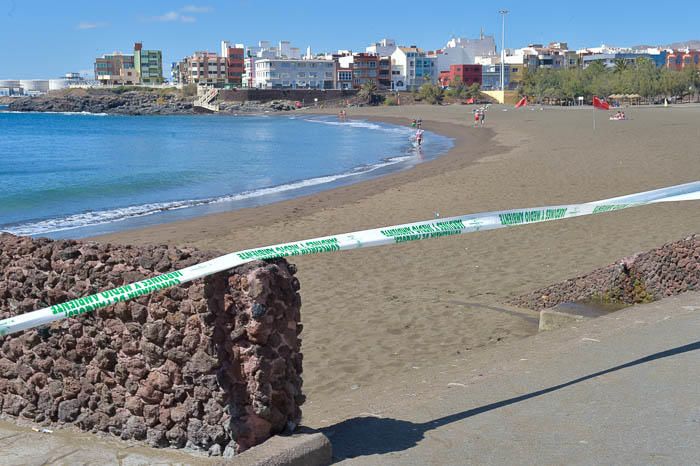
633;40;700;49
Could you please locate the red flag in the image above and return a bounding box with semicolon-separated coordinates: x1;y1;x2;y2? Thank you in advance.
515;97;527;108
592;96;610;110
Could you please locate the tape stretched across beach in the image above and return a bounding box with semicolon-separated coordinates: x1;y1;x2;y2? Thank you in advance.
1;181;699;337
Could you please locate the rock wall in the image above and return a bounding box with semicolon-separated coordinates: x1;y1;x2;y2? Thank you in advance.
511;234;699;310
0;233;303;456
218;88;357;103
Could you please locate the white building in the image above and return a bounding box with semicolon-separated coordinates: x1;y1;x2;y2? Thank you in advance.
390;47;437;91
436;34;497;72
252;58;335;89
366;38;398;57
243;40;305;86
246;40;302;59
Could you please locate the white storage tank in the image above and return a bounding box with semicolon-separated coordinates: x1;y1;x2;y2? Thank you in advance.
20;79;50;94
0;80;20;88
49;79;70;91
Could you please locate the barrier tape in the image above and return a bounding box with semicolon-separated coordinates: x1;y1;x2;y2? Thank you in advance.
1;181;699;337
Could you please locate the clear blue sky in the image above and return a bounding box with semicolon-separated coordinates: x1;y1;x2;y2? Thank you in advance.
1;0;698;78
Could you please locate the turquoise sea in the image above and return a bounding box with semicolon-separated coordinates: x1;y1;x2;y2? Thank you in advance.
0;110;452;238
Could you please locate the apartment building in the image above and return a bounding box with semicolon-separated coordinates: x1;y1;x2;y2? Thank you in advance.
221;41;245;86
134;43;163;84
390;46;437;90
94;43;163;85
94;53;139;85
242;40;307;87
172;52;227;86
336;53;391;89
577;45;667;69
481;63;510;90
666;49;700;71
251;58;335;89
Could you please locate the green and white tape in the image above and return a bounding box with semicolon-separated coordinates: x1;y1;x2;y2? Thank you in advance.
1;181;699;337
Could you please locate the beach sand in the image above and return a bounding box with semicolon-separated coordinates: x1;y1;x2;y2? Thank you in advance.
93;103;700;426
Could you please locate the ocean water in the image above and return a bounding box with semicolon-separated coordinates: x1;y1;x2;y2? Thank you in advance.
0;111;452;238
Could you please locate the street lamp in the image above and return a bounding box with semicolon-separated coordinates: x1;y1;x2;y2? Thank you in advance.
499;9;509;92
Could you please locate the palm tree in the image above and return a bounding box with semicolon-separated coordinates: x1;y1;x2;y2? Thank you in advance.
358;81;379;104
612;58;629;74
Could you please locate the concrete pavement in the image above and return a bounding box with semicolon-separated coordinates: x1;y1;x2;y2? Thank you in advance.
323;292;700;465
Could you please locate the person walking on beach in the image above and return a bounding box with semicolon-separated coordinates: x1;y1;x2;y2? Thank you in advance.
479;107;486;127
415;129;424;146
473;108;481;127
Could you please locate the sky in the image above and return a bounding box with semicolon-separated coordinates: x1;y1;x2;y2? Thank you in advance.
1;0;699;79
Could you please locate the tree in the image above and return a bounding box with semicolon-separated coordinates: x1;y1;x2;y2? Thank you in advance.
612;58;629;74
444;76;467;99
358;81;379;104
466;82;481;99
417;83;443;104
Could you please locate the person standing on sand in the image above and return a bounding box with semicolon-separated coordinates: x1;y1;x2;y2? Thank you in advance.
473;109;480;127
479;107;486;127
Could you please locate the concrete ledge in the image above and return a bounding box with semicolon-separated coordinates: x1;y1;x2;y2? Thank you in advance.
223;432;332;466
539;301;612;331
538;309;585;331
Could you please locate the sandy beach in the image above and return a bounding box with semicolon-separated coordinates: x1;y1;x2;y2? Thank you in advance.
93;103;700;427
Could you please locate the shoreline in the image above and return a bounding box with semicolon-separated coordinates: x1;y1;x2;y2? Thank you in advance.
89;115;491;245
3;113;452;238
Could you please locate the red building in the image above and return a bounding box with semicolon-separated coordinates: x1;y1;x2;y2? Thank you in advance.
438;64;482;88
665;50;700;71
223;44;245;86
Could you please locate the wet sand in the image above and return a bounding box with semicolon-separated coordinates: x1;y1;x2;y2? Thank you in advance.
93;103;700;427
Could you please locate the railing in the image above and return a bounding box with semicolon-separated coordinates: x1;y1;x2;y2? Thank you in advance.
193;87;220;112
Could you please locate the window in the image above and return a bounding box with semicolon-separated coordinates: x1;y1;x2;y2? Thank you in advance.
298;72;305;77
368;61;376;68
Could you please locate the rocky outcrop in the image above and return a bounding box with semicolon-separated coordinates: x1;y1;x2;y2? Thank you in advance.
6;91;299;115
0;233;303;456
511;235;699;310
8;91;195;115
